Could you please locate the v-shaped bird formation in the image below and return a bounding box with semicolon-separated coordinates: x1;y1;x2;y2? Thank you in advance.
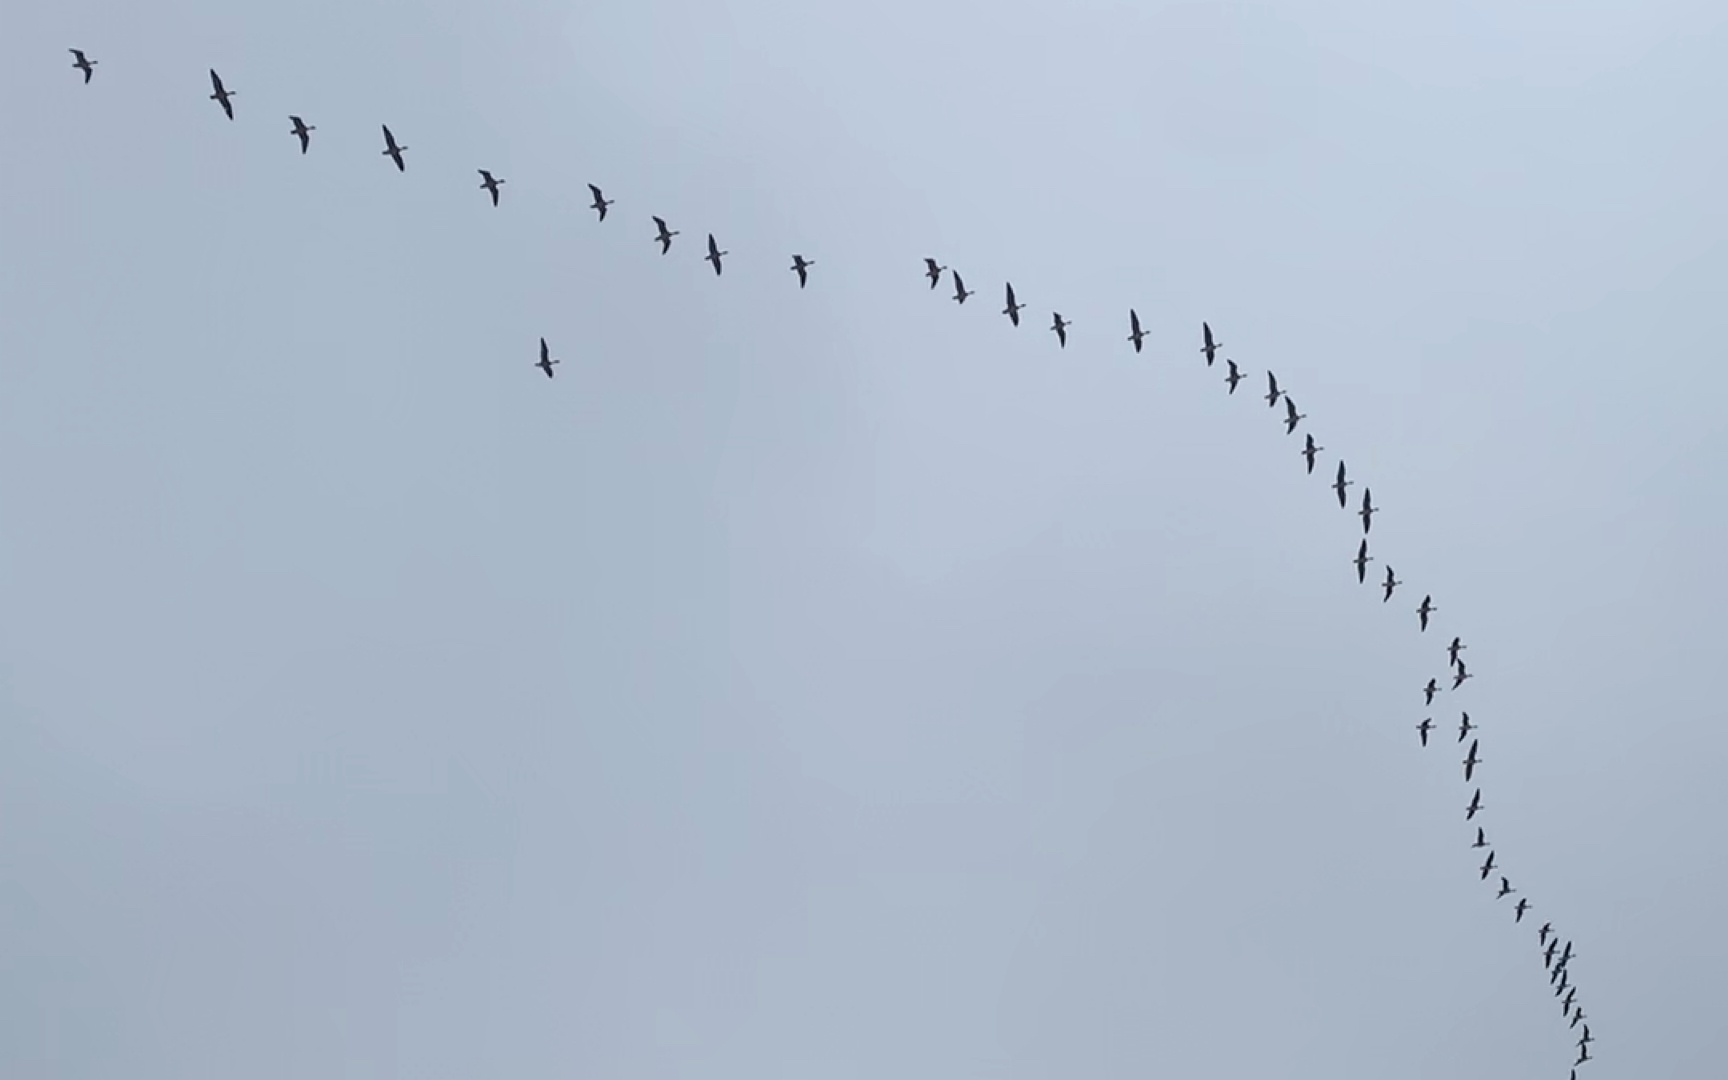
57;48;1598;1075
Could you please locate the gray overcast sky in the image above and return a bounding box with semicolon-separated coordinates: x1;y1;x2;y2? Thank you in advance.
3;1;1725;1077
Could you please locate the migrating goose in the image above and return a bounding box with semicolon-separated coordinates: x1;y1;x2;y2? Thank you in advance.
1127;308;1147;353
1463;738;1481;782
1353;538;1373;584
1423;677;1440;706
1416;718;1433;747
1539;922;1554;947
208;69;236;119
1478;850;1496;880
1225;359;1244;394
1496;876;1515;899
1544;940;1559;967
1575;1046;1590;1066
1051;312;1070;348
1471;826;1487;849
924;257;946;289
1359;488;1377;533
1418;593;1437;631
1579;1024;1592;1045
952;272;972;304
1558;941;1574;967
1452;661;1474;690
587;183;614;221
289;115;315;154
791;255;814;288
1570;1008;1587;1029
477;169;505;206
1466;788;1483;820
1552;964;1569;989
1003;283;1025;325
380;124;408;171
1200;322;1222;366
70;49;97;83
1449;636;1467;668
704;233;727;276
536;338;558;379
1333;460;1353;508
1458;712;1476;742
1515;897;1530;922
1382;565;1402;602
1283;396;1306;434
1302;433;1322;474
1264;370;1283;408
652;216;679;254
1561;987;1577;1012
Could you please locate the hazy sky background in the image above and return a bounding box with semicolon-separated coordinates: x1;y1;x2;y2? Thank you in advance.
4;1;1726;1077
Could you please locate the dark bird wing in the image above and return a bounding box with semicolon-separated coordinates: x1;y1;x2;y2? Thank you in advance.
209;69;224;94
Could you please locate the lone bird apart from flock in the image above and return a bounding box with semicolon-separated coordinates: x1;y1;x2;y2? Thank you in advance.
478;169;504;206
381;124;408;171
1200;322;1222;366
1127;309;1147;353
208;69;236;119
70;49;97;83
791;254;814;288
1051;312;1070;348
1004;283;1026;326
705;233;727;276
924;257;946;289
536;338;558;379
588;184;614;221
652;216;678;254
289;115;315;154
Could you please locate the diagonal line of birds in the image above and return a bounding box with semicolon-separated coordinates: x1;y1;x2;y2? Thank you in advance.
60;47;1599;1076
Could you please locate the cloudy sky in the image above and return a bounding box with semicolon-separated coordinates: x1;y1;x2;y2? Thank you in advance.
3;1;1725;1077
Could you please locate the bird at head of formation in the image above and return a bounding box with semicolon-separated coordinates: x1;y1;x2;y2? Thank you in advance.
1264;370;1283;408
380;124;408;171
1423;677;1440;706
791;254;814;289
1382;564;1402;602
951;272;972;304
1466;787;1483;820
1448;635;1467;668
1497;876;1515;899
1417;593;1437;631
1353;538;1373;584
587;183;614;221
1471;825;1487;849
1302;433;1322;474
1283;395;1306;435
705;233;727;276
1539;921;1554;946
1003;283;1025;325
652;216;679;254
1457;711;1476;742
1359;487;1377;533
1514;897;1530;922
1200;322;1221;366
1478;849;1496;880
1051;312;1070;348
924;257;946;289
536;337;558;379
69;48;97;83
1463;737;1481;782
289;115;315;154
1225;358;1244;394
208;69;236;119
1416;717;1433;747
1452;660;1473;691
1333;460;1353;508
478;169;505;206
1127;308;1147;353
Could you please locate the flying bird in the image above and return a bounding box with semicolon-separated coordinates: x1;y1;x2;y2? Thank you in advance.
1127;309;1147;353
1452;661;1474;691
652;216;679;254
1051;312;1070;348
1575;1046;1590;1066
1561;987;1577;1012
705;233;728;276
951;272;972;304
1466;788;1483;820
1552;964;1569;989
790;254;814;288
1539;922;1554;946
1458;711;1476;742
923;257;946;289
1471;826;1487;849
1382;565;1401;602
1302;433;1322;474
1463;738;1481;782
536;338;558;379
1359;488;1377;533
1515;897;1530;922
1448;636;1467;668
1224;359;1244;394
1333;460;1353;508
477;169;505;206
1200;322;1221;366
1423;677;1440;706
1417;594;1437;631
1283;396;1306;434
1544;940;1559;967
1570;1008;1587;1029
1416;718;1433;747
1558;941;1573;967
587;183;614;221
1478;850;1496;880
69;49;97;83
380;124;408;171
1264;370;1283;408
1353;539;1373;584
1579;1024;1592;1045
1003;283;1025;325
289;115;315;154
208;69;236;119
1497;876;1514;899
